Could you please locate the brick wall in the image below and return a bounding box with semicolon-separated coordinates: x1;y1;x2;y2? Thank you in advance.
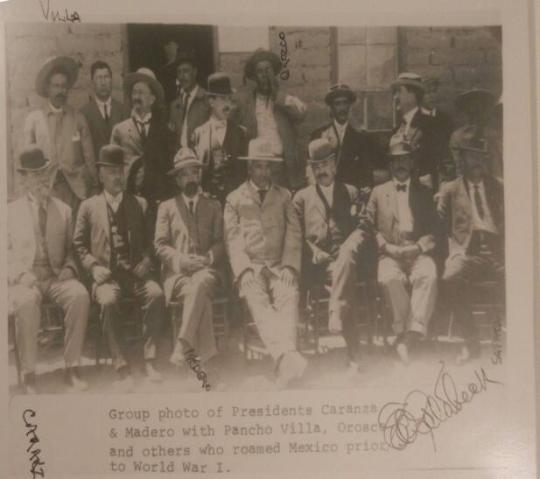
399;26;502;118
5;23;127;196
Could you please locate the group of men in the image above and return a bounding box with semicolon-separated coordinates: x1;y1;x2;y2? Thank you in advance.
8;46;504;394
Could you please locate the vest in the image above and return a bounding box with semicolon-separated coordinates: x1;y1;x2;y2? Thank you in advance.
106;200;131;272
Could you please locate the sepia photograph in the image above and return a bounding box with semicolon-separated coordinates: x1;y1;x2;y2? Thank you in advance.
4;21;506;396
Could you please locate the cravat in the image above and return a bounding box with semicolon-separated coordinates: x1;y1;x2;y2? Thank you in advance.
474;184;485;219
396;183;407;192
38;202;47;238
103;103;109;123
188;200;194;216
258;189;267;204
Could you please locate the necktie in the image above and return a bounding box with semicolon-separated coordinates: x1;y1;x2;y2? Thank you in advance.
258;189;267;204
182;92;189;113
188;200;194;216
474;184;485;219
136;120;149;143
38;203;47;238
103;103;109;123
396;183;407;192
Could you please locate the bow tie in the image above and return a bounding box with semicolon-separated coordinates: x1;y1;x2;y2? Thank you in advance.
396;183;407;192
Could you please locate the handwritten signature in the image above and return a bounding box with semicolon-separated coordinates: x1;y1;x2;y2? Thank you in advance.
278;32;290;81
377;361;502;451
185;351;211;391
37;0;81;23
23;409;45;479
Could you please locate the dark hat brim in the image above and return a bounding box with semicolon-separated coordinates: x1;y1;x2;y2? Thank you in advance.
244;50;282;81
35;56;79;98
17;159;51;173
124;72;165;105
324;89;356;105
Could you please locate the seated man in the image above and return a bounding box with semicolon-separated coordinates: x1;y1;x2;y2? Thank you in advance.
438;134;504;364
224;138;307;387
154;148;225;372
293;138;367;375
8;146;90;394
74;144;165;392
365;137;438;364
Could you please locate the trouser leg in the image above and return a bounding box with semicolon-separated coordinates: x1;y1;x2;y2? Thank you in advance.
408;255;438;337
378;256;410;335
268;271;299;357
135;280;165;362
9;285;42;375
47;279;90;368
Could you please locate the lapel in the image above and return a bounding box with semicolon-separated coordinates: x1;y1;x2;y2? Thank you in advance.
90;97;111;139
384;181;400;224
45;198;61;245
245;181;263;207
97;193;111;241
20;196;37;257
128;117;145;147
247;90;258;136
110;98;124;126
458;177;473;217
222;120;234;153
340;125;356;161
311;185;329;223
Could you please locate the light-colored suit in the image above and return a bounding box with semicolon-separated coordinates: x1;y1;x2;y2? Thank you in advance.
365;180;438;337
155;194;224;362
8;195;89;374
23;104;98;207
224;181;302;360
110;117;144;177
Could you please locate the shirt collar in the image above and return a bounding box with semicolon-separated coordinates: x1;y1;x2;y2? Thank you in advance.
402;106;419;125
132;110;152;123
333;120;348;132
182;190;201;207
27;192;48;207
181;85;198;99
467;178;485;190
210;115;227;129
95;96;112;109
249;180;271;192
318;181;335;194
393;177;411;189
104;190;123;205
47;101;65;114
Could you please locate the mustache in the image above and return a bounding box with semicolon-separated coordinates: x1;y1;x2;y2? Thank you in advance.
316;173;329;180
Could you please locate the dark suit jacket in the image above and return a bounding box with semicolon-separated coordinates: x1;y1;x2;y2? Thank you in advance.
154;194;225;302
74;192;153;274
310;122;381;189
158;62;179;107
80;97;127;158
192;119;248;203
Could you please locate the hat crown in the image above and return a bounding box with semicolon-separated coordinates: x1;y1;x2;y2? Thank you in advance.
134;67;157;82
173;147;201;169
98;144;125;167
247;138;279;158
308;138;336;162
207;72;233;95
19;146;49;171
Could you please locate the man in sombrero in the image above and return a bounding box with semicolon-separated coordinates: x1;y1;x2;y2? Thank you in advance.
224;138;307;388
23;56;98;212
111;67;175;216
232;48;307;190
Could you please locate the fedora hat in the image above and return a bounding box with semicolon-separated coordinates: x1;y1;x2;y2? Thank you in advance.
124;67;165;105
239;138;284;162
324;84;357;105
454;88;496;114
391;72;425;93
96;144;125;168
244;49;281;81
17;146;50;173
167;148;203;176
35;56;79;98
207;72;234;96
308;138;336;163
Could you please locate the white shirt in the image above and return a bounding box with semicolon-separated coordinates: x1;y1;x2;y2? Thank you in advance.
132;110;152;137
467;179;498;234
401;106;419;136
47;101;64;114
182;191;200;214
180;85;199;147
209;116;227;146
104;191;123;213
254;94;283;154
95;96;112;121
333;120;347;144
393;178;414;233
318;182;334;208
421;106;436;117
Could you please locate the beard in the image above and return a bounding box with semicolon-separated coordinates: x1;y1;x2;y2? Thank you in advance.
184;181;199;196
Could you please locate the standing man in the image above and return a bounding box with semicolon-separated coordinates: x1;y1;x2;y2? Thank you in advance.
293;139;367;375
74;145;165;392
81;60;127;160
158;38;180;107
24;56;98;211
191;72;248;205
391;72;440;190
449;89;497;178
168;51;211;149
232;48;307;190
111;67;175;212
8;146;90;394
155;148;225;369
365;139;439;364
311;84;380;195
438;134;504;364
224;138;307;387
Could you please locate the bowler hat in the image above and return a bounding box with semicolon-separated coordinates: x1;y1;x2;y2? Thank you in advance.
244;49;281;81
207;72;234;96
391;72;426;93
324;84;356;106
96;144;125;168
167;148;203;176
308;138;336;163
17;146;50;172
124;67;165;105
238;138;284;162
454;88;496;114
35;56;79;98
